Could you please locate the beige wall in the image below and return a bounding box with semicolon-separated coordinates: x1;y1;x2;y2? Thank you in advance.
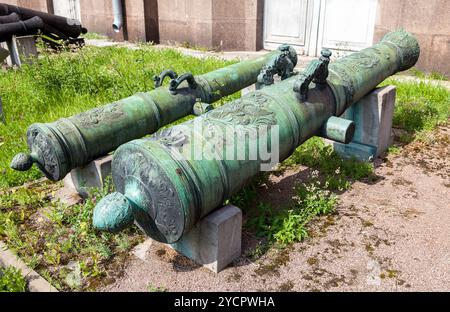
374;0;450;75
79;0;155;43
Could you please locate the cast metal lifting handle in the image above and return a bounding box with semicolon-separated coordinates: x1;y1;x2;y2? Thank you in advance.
153;69;178;88
169;73;197;94
293;49;332;100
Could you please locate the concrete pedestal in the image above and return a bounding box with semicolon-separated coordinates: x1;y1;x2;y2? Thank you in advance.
1;36;38;67
170;205;242;273
63;155;113;197
327;85;396;161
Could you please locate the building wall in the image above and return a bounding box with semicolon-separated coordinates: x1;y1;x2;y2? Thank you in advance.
374;0;450;75
79;0;125;41
2;0;448;75
211;0;263;51
1;0;49;11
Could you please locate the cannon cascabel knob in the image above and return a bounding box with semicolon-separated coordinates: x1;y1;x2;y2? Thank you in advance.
93;192;134;232
10;153;35;171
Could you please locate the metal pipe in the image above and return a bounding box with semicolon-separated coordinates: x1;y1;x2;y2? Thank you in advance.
0;12;20;24
0;16;44;42
112;0;123;33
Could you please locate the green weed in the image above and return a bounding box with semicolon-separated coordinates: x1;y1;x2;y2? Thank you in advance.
380;79;450;134
147;284;168;292
246;178;337;246
0;178;144;291
284;137;375;191
409;68;448;81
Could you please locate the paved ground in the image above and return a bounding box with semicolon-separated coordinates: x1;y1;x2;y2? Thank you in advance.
101;126;450;292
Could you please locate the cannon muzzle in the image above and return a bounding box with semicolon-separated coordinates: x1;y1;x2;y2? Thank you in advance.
91;30;420;243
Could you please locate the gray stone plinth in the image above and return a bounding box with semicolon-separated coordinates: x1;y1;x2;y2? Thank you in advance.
171;205;242;273
327;85;396;161
1;36;37;67
64;155;113;197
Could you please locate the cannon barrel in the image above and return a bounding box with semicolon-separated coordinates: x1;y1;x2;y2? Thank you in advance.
0;16;44;42
91;30;420;243
0;12;19;24
0;3;87;38
10;45;298;181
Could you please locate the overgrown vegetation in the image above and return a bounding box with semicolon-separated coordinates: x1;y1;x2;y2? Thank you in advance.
0;266;27;292
80;32;108;40
0;178;145;291
381;78;450;135
0;44;239;188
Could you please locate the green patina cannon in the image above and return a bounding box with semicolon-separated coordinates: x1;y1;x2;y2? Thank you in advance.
91;30;419;244
10;45;298;181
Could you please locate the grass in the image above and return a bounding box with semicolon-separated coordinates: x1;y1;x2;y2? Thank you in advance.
381;78;450;134
0;43;239;189
0;178;145;291
409;68;448;81
0;266;27;292
80;32;108;40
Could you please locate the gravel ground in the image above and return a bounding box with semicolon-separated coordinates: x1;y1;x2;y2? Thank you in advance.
101;126;450;292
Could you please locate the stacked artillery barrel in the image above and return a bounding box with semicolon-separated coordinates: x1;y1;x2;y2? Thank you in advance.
11;45;298;180
82;30;419;244
0;3;87;48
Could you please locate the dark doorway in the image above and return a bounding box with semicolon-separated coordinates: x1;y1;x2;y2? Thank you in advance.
143;0;159;43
